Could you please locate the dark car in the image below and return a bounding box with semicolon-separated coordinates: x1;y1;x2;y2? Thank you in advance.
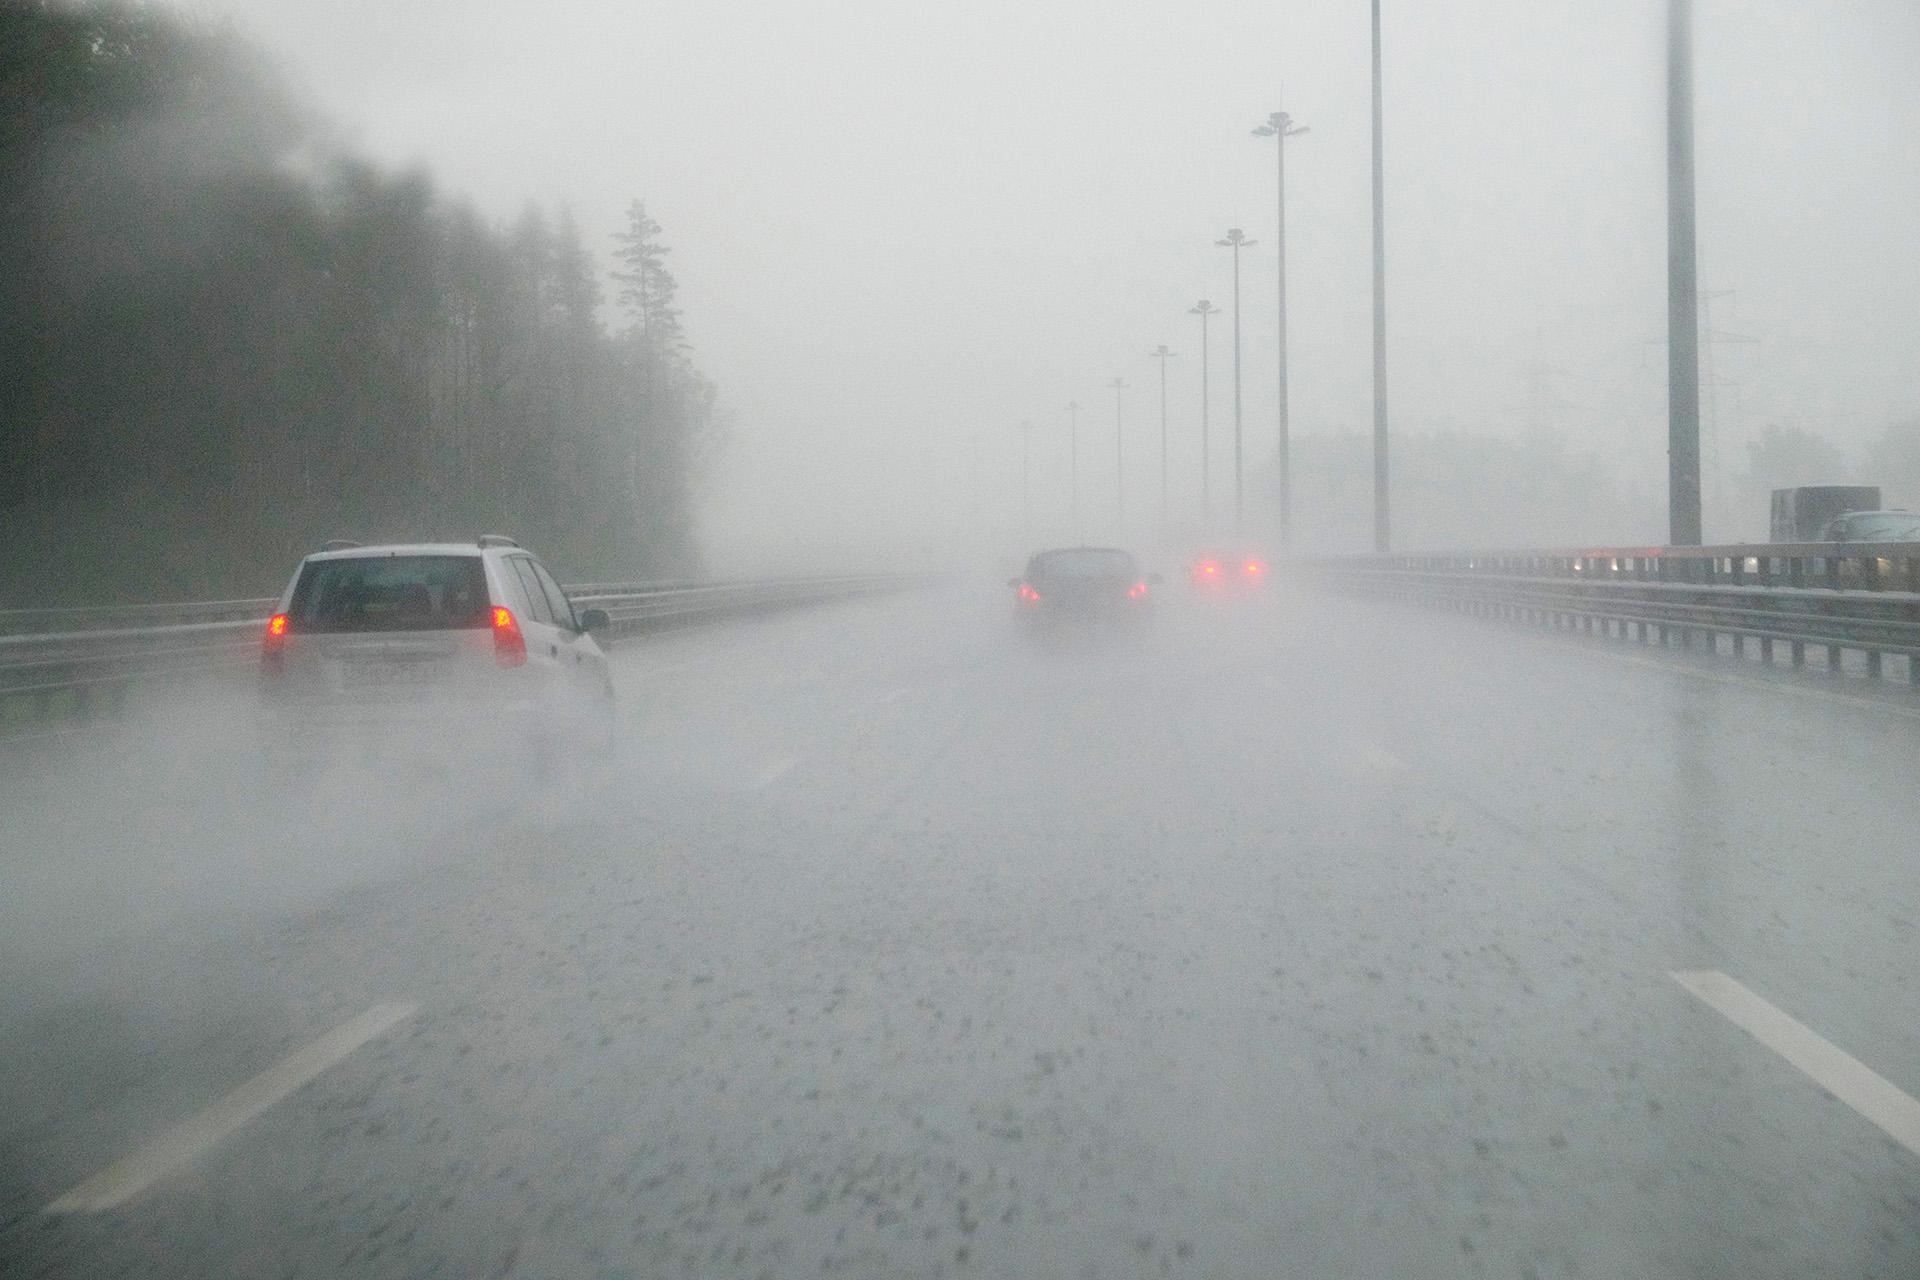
1186;550;1270;593
1009;547;1157;621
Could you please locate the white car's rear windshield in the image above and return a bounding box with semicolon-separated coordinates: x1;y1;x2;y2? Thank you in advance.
287;555;490;632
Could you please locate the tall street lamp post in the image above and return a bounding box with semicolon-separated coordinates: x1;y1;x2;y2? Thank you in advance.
1066;399;1081;543
1667;0;1702;546
1148;345;1175;541
1188;301;1219;533
1371;0;1391;552
1253;108;1308;549
1018;418;1033;542
1216;228;1256;539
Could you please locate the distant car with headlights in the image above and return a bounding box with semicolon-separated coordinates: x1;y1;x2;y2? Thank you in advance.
1009;547;1157;622
258;536;615;756
1186;551;1269;592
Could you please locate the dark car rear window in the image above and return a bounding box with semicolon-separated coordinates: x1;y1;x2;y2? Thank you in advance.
1029;549;1139;580
287;555;490;632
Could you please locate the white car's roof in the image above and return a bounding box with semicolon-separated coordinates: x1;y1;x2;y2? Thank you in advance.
303;542;515;563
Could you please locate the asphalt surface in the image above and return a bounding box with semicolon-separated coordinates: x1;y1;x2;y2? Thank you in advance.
2;580;1917;1278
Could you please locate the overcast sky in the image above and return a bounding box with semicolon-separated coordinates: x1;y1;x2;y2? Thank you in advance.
212;0;1920;560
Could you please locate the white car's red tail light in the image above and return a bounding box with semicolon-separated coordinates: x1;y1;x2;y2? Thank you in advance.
261;612;289;671
492;605;527;667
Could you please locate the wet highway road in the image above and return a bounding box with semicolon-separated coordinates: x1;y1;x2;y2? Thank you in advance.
3;582;1918;1278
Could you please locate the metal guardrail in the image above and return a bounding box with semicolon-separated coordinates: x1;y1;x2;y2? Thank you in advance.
0;574;935;734
0;598;281;637
1303;543;1920;685
568;576;928;636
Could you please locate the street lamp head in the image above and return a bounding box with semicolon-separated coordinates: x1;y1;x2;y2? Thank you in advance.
1252;125;1276;138
1217;229;1254;248
1189;300;1217;316
1150;344;1174;358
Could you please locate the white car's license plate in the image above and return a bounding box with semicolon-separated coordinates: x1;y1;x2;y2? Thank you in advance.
346;660;432;687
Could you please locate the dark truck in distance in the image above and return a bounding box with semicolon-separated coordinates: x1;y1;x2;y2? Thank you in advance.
1770;486;1880;542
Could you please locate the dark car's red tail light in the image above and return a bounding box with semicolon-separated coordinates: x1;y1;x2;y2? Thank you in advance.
1244;560;1264;576
1018;584;1041;603
492;605;527;667
1127;582;1148;599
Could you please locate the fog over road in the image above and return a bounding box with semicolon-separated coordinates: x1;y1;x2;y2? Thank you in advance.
3;584;1917;1278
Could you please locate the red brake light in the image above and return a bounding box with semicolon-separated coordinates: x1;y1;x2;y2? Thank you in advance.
1127;582;1148;599
1017;584;1041;603
262;613;289;668
1202;562;1219;576
492;605;527;667
1244;561;1263;575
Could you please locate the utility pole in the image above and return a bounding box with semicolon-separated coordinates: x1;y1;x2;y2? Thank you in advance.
1067;399;1082;543
1216;228;1256;539
1666;0;1702;546
1371;0;1390;552
1108;377;1128;529
1254;108;1308;550
1149;345;1175;541
1189;301;1219;533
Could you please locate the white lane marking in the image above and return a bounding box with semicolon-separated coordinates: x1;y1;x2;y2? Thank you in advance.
1671;970;1920;1157
46;1002;418;1213
750;756;799;790
612;633;791;681
1572;647;1920;722
0;724;91;751
1350;740;1411;774
619;650;765;682
619;657;708;681
879;686;911;705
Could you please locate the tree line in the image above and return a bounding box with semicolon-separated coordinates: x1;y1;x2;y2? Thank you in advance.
1;0;714;603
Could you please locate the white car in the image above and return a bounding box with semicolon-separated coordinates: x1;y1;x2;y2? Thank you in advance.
258;536;614;758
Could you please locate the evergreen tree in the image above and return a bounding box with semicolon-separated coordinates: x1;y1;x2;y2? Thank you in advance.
0;1;712;601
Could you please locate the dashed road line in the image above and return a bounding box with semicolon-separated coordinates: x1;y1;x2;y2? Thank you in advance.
1350;740;1412;775
47;1002;418;1213
1671;970;1920;1157
878;686;911;705
0;724;91;751
750;756;800;791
